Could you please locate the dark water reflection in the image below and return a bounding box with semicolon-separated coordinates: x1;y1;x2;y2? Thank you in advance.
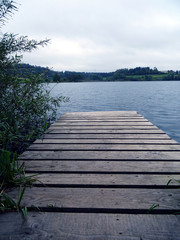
49;81;180;143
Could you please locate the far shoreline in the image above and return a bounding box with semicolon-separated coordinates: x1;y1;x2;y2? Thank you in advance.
49;79;180;83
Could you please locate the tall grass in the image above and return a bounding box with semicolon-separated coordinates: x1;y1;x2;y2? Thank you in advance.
0;150;36;216
0;74;69;216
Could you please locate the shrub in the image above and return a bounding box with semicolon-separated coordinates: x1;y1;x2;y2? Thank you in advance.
0;1;69;214
0;0;68;154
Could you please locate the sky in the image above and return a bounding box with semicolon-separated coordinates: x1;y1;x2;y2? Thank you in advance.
3;0;180;72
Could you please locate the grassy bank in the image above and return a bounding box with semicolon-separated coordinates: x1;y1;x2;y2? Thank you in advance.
0;74;69;216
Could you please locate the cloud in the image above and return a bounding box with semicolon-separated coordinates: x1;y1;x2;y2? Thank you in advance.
3;0;180;71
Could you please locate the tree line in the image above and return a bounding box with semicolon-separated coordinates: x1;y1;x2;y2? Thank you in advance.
13;64;180;82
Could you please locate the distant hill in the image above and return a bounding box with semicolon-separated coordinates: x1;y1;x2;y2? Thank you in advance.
11;64;180;82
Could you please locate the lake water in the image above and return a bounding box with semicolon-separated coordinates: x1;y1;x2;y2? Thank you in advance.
49;81;180;143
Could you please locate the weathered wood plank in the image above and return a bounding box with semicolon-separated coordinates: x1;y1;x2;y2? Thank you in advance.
61;111;140;117
59;112;144;120
42;133;171;139
34;138;178;144
28;143;180;151
46;129;165;134
63;111;139;114
29;173;180;186
56;118;149;122
1;212;180;240
60;117;144;121
52;121;153;126
19;150;180;160
49;126;158;130
60;117;145;121
9;187;180;210
23;160;180;173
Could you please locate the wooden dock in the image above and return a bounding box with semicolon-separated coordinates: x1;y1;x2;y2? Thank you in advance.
1;111;180;239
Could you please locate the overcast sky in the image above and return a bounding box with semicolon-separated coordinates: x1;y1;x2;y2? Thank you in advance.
3;0;180;72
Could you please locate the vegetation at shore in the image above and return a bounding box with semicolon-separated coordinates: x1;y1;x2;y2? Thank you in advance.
0;0;68;215
14;64;180;82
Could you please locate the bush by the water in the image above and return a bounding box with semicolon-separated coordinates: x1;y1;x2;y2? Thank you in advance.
0;72;68;154
0;0;68;213
0;0;68;154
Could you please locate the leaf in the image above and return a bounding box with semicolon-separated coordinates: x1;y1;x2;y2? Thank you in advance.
17;186;26;209
148;203;159;212
22;206;28;219
167;179;173;186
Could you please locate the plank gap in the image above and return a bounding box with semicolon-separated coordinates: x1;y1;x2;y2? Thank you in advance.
21;159;180;162
32;143;179;145
26;149;180;152
32;184;179;189
26;207;180;215
26;170;180;175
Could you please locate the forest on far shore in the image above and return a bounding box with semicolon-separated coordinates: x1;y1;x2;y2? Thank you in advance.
12;64;180;82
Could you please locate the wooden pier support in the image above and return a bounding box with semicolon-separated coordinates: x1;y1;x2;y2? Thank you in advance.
1;111;180;240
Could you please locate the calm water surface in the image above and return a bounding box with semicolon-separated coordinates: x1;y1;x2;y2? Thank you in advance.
49;81;180;143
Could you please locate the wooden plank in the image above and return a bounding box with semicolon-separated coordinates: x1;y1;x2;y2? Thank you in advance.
1;212;180;240
60;117;145;121
56;118;149;122
59;112;144;120
9;187;180;210
29;173;180;186
60;117;145;120
28;143;180;151
46;129;164;134
34;138;178;144
23;160;180;173
62;111;139;115
42;133;171;139
49;126;157;130
61;111;140;117
52;121;153;126
19;150;180;160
